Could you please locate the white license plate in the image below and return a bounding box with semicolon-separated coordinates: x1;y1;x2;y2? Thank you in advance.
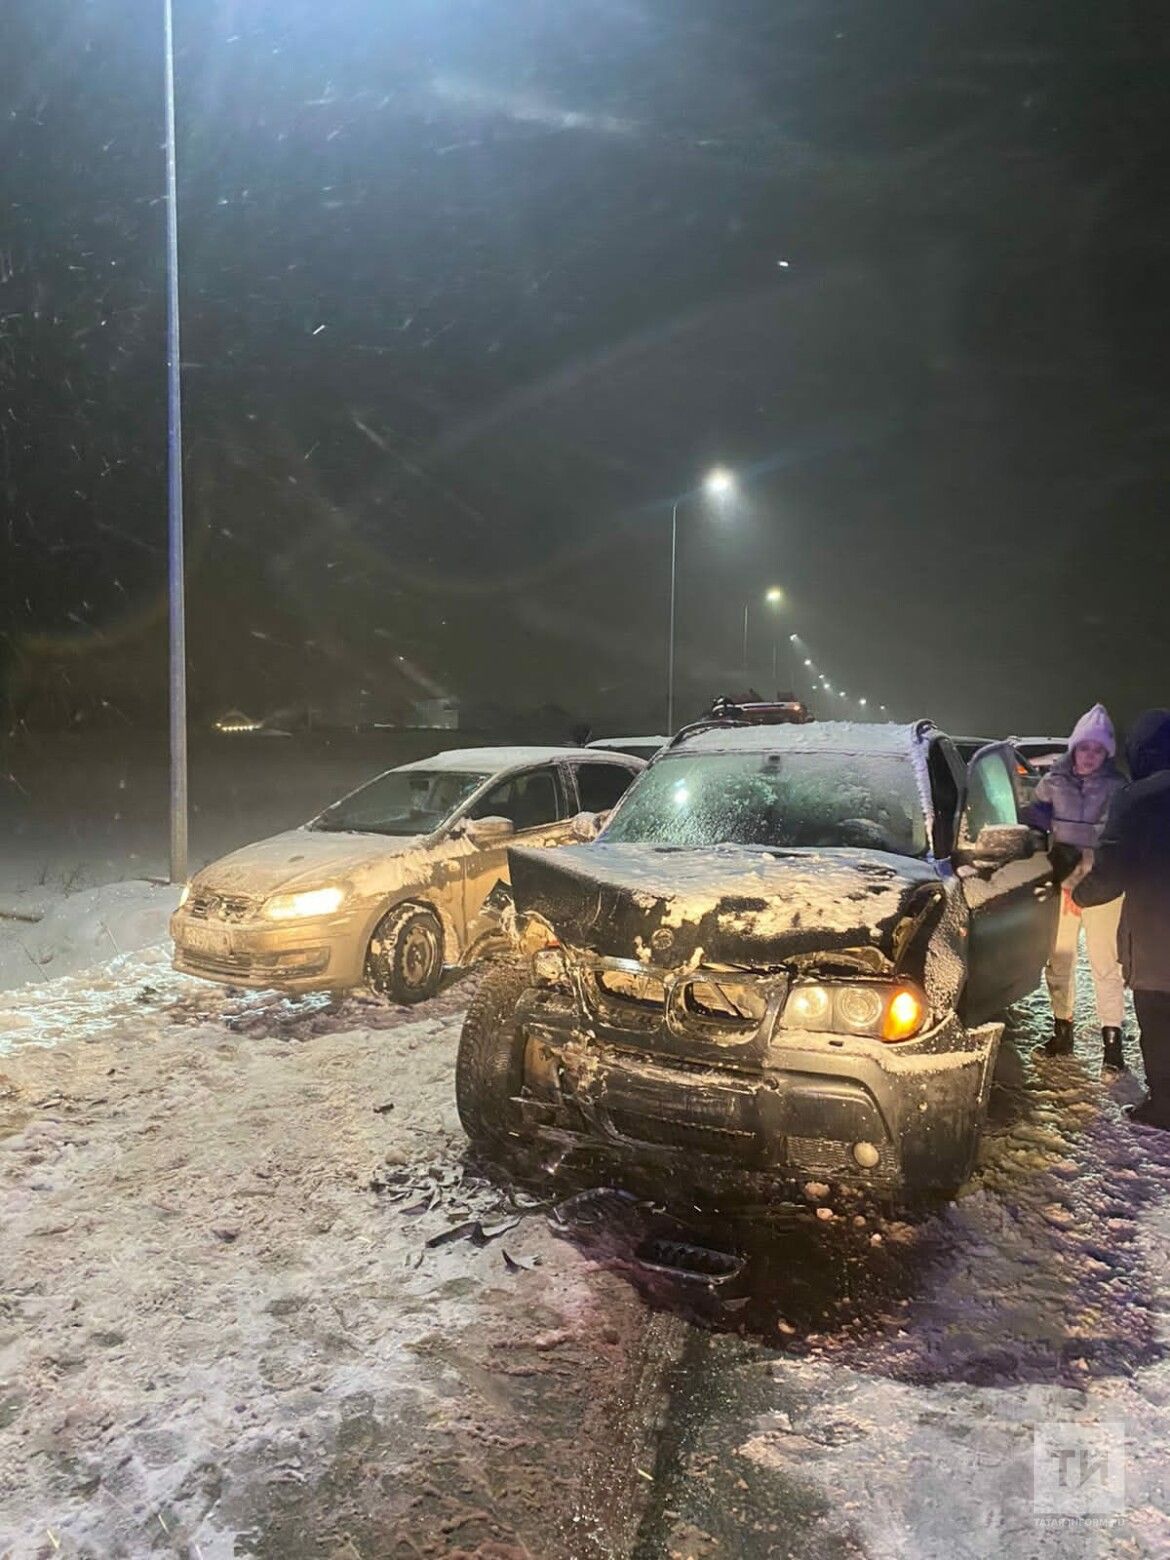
182;923;231;957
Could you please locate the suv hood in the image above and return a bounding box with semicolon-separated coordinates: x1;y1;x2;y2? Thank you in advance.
193;828;430;900
509;841;943;969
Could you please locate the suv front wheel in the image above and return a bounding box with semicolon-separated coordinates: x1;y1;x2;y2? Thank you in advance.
456;963;531;1149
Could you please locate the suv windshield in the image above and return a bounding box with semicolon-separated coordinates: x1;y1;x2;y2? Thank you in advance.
604;751;927;857
310;769;490;836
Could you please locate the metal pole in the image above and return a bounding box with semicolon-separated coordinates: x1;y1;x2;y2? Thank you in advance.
164;0;188;883
666;501;678;734
772;635;777;689
742;602;749;671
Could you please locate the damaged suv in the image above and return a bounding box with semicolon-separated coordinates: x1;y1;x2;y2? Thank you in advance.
456;719;1058;1200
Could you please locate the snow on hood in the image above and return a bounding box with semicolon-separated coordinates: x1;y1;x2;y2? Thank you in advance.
1126;708;1170;782
192;827;431;898
509;841;942;968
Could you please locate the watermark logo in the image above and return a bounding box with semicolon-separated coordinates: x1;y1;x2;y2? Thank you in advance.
1034;1422;1125;1523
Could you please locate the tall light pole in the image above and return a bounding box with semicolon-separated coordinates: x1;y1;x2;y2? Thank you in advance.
667;466;735;733
164;0;188;883
765;587;784;686
742;586;783;680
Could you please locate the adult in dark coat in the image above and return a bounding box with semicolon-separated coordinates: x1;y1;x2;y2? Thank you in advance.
1075;709;1170;1127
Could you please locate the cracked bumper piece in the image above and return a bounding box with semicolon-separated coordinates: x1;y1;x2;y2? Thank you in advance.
517;1002;1000;1195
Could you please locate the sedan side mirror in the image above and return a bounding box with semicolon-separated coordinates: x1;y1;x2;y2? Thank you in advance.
461;815;515;846
954;822;1035;871
570;811;602;842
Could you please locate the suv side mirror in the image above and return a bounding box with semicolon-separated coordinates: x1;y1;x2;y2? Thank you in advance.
954;822;1035;870
461;815;515;846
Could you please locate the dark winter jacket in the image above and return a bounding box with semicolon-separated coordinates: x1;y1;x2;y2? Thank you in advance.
1075;709;1170;993
1023;752;1127;852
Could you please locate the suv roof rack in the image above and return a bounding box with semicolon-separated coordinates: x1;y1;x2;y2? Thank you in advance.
668;696;814;749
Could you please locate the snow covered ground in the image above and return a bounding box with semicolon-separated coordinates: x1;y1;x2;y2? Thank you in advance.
0;881;180;996
1;911;1169;1557
0;965;658;1558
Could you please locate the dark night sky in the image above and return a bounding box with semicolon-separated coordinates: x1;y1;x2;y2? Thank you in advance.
2;0;1169;736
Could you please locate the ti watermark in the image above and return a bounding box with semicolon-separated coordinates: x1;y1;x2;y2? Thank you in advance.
1034;1422;1125;1529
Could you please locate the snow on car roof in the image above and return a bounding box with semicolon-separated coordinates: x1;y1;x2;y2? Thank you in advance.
395;746;625;773
670;720;925;757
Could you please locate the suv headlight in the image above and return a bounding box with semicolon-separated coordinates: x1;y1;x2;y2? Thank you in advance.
263;885;347;920
781;980;927;1043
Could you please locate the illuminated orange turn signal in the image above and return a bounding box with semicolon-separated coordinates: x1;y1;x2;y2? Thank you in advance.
881;987;925;1042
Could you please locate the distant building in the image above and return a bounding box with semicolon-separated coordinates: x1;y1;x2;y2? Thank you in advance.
214;708;262;734
412;697;460;730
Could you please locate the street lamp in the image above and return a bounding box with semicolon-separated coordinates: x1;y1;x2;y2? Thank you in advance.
667;466;736;732
747;586;784;685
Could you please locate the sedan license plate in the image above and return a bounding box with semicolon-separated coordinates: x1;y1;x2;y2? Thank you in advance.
182;923;231;958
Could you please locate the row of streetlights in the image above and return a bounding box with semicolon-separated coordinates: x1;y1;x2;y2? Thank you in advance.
789;633;889;719
666;466;893;729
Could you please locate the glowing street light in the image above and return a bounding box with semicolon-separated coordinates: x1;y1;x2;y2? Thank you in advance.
745;584;785;680
667;466;737;731
704;466;736;500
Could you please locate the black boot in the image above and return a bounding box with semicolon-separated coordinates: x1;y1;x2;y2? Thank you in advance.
1124;1096;1170;1130
1101;1027;1127;1074
1035;1018;1075;1059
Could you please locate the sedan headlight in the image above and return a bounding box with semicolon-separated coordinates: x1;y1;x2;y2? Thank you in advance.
263;885;347;920
781;980;927;1043
178;883;191;909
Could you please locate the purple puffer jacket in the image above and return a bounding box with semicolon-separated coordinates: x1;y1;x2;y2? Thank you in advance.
1025;753;1127;852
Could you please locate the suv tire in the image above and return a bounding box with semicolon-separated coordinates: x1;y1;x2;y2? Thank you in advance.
456;963;531;1149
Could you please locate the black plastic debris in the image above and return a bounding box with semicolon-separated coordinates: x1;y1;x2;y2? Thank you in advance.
633;1236;744;1286
425;1216;521;1250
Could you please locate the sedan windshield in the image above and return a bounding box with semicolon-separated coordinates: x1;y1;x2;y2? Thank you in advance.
310;769;490;836
604;751;927;857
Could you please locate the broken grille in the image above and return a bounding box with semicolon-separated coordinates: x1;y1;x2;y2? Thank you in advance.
187;892;256;922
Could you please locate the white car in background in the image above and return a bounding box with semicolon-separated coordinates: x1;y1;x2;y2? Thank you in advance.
171;747;644;1004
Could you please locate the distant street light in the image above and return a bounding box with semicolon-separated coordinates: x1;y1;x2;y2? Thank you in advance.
765;588;785;685
667;467;736;732
742;584;784;675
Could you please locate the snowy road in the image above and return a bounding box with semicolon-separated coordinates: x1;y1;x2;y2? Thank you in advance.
1;946;1169;1557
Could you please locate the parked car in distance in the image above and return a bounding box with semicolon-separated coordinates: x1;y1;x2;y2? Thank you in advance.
171;747;644;1004
456;718;1057;1201
952;738;1041;803
588;736;670;760
1012;738;1068;775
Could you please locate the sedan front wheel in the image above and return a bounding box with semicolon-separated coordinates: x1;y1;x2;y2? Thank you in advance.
365;903;445;1005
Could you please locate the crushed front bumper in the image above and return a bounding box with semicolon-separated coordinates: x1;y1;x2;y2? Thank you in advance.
513;986;1001;1196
